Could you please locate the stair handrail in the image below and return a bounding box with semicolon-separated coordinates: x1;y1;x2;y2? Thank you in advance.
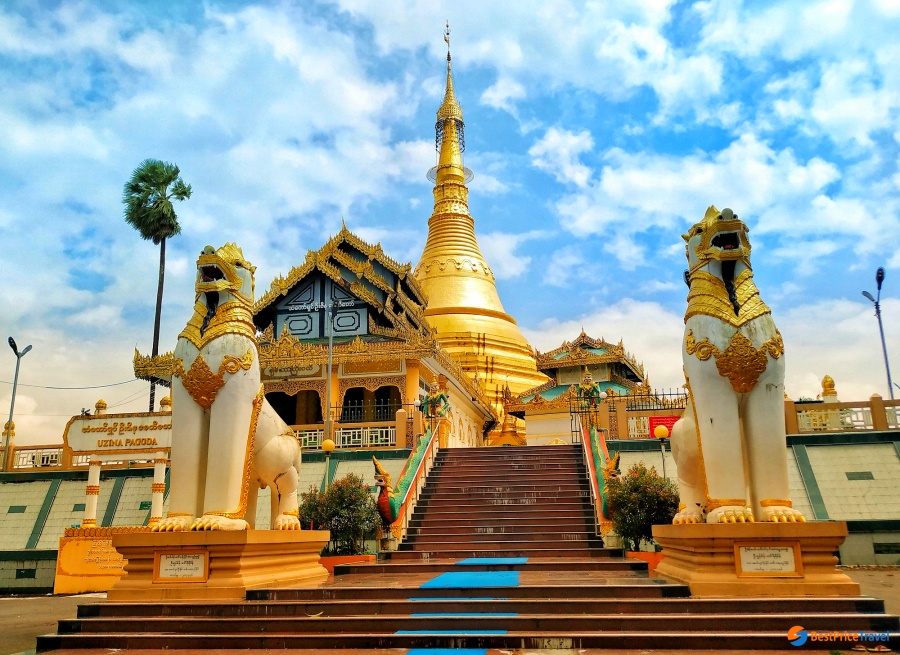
577;413;603;535
390;418;442;541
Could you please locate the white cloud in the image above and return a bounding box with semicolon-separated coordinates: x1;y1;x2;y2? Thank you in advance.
479;230;550;280
546;134;871;271
529;127;594;187
481;77;526;114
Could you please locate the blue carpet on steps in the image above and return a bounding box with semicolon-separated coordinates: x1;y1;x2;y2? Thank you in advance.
455;557;528;565
419;571;520;588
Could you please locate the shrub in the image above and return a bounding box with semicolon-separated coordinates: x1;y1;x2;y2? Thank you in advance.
607;461;679;552
299;473;379;556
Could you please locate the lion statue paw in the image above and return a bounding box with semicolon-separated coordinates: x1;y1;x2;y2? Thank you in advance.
274;514;301;531
760;506;806;523
189;515;249;531
707;506;755;524
672;505;703;524
151;515;194;532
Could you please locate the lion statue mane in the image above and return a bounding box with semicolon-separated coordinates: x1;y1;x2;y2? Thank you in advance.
153;244;302;532
670;207;805;525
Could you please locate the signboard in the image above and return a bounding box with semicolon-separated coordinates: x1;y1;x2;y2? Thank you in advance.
153;551;209;583
735;542;803;577
648;415;680;437
65;413;172;455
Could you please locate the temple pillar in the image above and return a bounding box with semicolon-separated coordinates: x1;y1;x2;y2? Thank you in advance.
82;459;102;527
871;394;889;431
395;409;408;448
149;452;167;527
363;388;376;422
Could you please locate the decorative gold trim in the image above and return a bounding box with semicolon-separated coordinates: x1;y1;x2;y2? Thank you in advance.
85;485;100;495
173;350;254;410
80;519;97;526
685;269;771;327
339;375;406;407
682;374;709;505
151;483;166;493
706;498;747;510
166;512;192;517
759;498;793;508
685;330;784;394
205;385;264;520
534;330;644;380
178;301;256;351
284;509;299;517
254;226;425;315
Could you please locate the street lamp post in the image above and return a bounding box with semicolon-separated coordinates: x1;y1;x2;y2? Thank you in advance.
324;300;339;446
862;267;894;400
5;337;33;473
321;438;335;489
654;424;669;479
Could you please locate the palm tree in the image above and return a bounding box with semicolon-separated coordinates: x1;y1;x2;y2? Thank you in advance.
123;159;192;412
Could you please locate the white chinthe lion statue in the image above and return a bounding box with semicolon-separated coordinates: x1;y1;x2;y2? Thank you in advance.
153;243;302;532
670;206;805;525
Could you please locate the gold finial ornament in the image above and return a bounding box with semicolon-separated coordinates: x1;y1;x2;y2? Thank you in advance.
415;26;548;428
822;375;837;396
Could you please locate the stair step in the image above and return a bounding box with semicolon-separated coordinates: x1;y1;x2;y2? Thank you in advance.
249;582;690;601
47;629;899;651
55;612;900;635
75;595;888;618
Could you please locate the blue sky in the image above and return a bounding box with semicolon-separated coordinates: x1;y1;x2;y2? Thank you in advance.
2;0;899;444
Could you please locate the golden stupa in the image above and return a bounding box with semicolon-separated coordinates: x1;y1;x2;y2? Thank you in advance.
415;25;549;422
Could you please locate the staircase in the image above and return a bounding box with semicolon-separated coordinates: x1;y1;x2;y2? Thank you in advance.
38;445;900;651
394;444;610;559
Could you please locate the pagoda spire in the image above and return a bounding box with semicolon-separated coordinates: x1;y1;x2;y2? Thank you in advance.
434;21;467;186
414;25;548;432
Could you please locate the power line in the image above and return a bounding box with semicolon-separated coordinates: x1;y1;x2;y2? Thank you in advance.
0;378;141;390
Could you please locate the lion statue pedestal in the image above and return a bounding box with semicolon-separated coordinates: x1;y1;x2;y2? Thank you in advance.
112;244;329;600
654;207;856;597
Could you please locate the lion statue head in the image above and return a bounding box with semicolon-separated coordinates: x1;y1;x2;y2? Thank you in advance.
682;205;751;274
195;243;256;307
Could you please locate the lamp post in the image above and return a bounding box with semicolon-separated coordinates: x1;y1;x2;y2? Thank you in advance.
653;424;669;479
862;267;894;400
322;438;335;489
324;300;338;445
5;337;32;473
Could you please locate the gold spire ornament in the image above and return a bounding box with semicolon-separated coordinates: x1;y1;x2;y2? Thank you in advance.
414;25;548;427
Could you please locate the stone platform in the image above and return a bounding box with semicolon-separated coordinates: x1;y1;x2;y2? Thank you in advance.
107;529;330;601
653;521;860;596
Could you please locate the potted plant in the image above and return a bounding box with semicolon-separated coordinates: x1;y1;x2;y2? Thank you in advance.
607;461;679;568
299;473;379;571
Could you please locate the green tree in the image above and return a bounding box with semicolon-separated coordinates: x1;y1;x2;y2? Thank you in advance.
607;461;679;552
300;473;379;556
123;159;192;411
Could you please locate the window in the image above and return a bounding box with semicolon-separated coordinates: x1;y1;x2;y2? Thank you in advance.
845;471;874;481
15;569;36;579
72;503;86;512
7;506;26;514
874;543;900;555
139;501;152;511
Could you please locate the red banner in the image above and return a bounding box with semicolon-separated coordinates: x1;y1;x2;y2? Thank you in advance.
649;415;680;438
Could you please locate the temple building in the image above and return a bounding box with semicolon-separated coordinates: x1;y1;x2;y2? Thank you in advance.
251;226;496;449
503;331;648;446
